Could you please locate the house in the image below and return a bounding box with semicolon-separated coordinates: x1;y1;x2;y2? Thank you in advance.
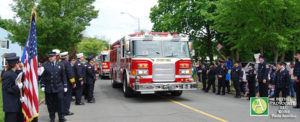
0;27;23;71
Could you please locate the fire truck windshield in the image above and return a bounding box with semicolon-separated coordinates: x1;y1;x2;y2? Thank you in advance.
102;55;110;61
132;40;190;58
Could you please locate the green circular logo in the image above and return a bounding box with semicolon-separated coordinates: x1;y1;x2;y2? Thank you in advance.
251;98;268;114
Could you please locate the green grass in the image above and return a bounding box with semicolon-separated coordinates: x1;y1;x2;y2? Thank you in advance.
0;82;45;122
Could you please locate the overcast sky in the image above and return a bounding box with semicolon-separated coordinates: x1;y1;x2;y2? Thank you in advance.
0;0;158;43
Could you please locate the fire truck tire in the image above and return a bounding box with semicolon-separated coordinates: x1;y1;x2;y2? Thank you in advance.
171;91;183;96
123;74;134;97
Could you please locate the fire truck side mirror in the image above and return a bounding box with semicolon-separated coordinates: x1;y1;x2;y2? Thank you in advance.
125;41;130;51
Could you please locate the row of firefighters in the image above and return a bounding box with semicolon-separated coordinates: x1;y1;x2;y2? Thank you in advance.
1;49;98;122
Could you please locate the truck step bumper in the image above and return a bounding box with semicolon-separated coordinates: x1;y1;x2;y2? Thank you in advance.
133;82;198;92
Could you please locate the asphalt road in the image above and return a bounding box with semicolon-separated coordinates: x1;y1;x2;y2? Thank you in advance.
39;79;300;122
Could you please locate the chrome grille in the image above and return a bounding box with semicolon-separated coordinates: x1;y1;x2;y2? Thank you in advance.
152;63;175;82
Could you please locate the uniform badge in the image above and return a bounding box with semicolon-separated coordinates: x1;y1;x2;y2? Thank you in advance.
88;66;91;69
78;63;81;66
58;66;61;69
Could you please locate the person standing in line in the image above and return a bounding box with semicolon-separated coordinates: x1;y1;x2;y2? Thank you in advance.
40;51;67;122
2;53;24;122
288;62;295;98
231;61;243;98
225;72;231;94
216;61;228;95
206;64;216;93
293;50;300;108
60;52;76;116
257;55;269;97
74;53;85;105
246;63;256;100
201;63;208;91
274;62;290;104
196;61;202;83
85;56;97;103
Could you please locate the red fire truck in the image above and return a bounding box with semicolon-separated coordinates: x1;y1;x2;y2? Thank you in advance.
110;32;197;97
98;50;111;79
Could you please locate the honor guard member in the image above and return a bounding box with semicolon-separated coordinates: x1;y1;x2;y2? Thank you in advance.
201;64;208;91
246;63;256;100
85;56;97;103
231;61;243;98
60;52;76;115
274;62;290;104
53;49;61;62
206;64;216;93
2;53;24;122
217;61;228;95
74;53;85;105
257;55;269;97
41;51;67;122
294;50;300;108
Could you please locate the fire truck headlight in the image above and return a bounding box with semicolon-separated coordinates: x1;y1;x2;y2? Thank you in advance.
179;69;191;75
136;69;148;75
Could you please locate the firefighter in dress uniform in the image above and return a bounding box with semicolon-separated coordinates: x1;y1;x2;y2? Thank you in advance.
41;51;67;122
246;63;256;100
231;61;243;98
74;53;85;105
85;56;97;103
294;50;300;108
217;61;228;95
2;53;24;122
274;62;290;104
60;52;76;115
257;55;269;97
206;64;216;93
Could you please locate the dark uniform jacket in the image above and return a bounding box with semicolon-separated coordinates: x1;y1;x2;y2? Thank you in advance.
217;65;228;79
257;62;268;82
85;63;96;84
74;60;85;84
295;60;300;84
41;61;67;93
275;69;290;88
231;66;243;81
201;65;207;79
61;60;75;86
2;70;22;112
208;67;216;81
246;69;256;83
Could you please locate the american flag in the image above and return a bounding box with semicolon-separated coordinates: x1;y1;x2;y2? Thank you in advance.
216;43;223;51
22;11;39;122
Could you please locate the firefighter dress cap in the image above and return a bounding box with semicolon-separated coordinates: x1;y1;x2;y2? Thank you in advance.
296;50;300;55
249;63;254;67
48;51;56;57
5;53;19;64
60;52;68;58
52;49;60;55
76;53;84;58
279;62;286;66
86;56;94;61
259;55;264;59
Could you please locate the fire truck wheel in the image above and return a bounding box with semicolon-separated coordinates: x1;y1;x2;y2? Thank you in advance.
171;91;183;96
123;74;134;97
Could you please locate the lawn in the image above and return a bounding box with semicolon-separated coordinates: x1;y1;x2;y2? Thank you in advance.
0;83;45;121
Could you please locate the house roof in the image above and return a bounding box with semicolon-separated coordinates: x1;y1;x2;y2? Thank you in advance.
0;27;12;40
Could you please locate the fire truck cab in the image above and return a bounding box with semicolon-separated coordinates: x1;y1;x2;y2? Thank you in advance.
98;50;110;79
110;32;197;97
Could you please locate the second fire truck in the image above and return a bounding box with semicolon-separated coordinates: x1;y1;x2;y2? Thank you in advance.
98;50;111;79
110;32;197;97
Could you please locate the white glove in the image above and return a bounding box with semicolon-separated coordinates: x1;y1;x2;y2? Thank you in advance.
20;97;25;103
17;82;23;89
41;87;45;92
64;88;67;92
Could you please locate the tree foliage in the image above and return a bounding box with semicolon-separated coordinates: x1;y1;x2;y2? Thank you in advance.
8;0;99;56
76;37;109;57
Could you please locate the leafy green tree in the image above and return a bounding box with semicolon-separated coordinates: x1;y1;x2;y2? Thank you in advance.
9;0;99;57
0;17;14;31
150;0;218;62
76;37;109;57
213;0;300;63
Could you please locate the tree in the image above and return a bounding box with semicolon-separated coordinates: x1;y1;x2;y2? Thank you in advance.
150;0;218;62
9;0;99;57
0;17;14;31
76;37;109;57
213;0;300;64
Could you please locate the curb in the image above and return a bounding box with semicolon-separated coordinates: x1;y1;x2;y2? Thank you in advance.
39;98;45;105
